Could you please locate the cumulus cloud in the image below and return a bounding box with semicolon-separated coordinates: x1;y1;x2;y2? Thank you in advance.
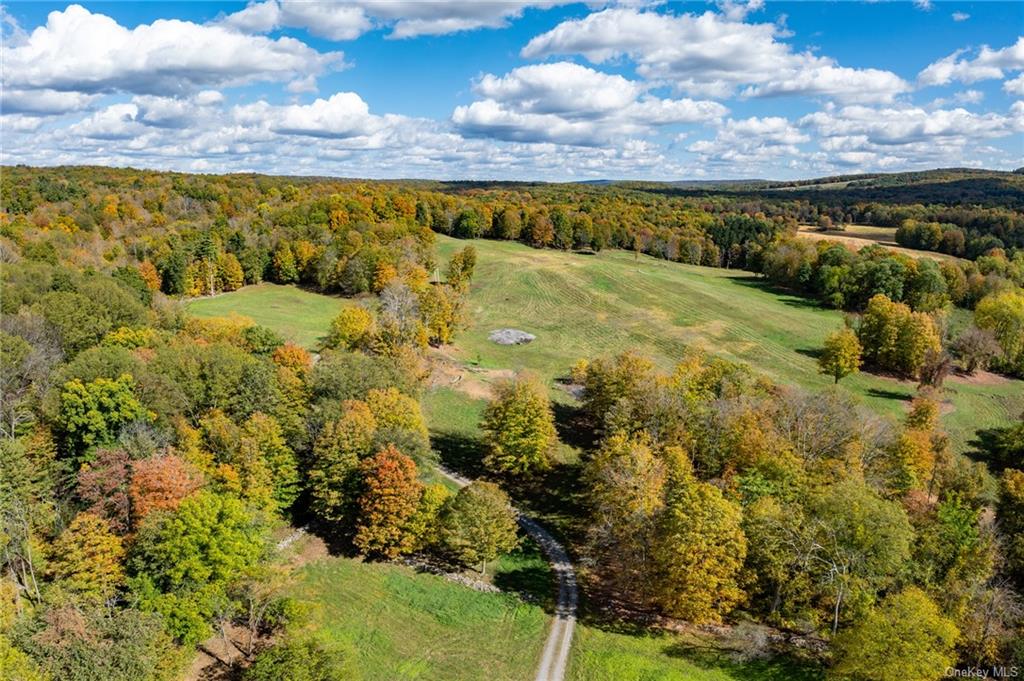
918;37;1024;86
688;116;809;166
1;88;100;116
952;12;970;22
520;8;910;103
452;62;727;145
2;4;344;99
798;104;1021;170
234;92;387;139
220;0;572;40
1005;74;1024;96
3;88;686;180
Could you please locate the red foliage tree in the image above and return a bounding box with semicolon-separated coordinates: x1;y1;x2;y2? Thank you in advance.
76;448;132;534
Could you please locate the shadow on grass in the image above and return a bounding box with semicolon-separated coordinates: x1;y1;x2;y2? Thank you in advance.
866;387;912;401
795;347;823;360
431;429;489;479
552;400;596;451
493;543;557;613
502;461;589;549
663;642;823;681
730;277;825;311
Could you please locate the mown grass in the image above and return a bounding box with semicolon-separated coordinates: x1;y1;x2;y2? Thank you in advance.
434;235;1021;451
289;555;548;681
568;625;822;681
185;283;357;349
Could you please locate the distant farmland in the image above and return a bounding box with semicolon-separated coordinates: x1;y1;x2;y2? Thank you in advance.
796;224;962;262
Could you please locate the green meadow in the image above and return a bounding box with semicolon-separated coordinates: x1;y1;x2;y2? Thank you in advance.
186;282;357;349
433;235;1022;452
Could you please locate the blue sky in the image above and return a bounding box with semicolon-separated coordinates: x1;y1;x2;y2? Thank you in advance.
1;1;1022;180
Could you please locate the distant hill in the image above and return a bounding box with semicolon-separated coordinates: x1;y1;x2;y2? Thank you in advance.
629;168;1024;210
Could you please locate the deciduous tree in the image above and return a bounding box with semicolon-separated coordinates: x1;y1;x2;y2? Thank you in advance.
49;513;125;600
481;374;557;476
830;587;958;681
440;481;518;573
819;328;862;384
353;446;423;558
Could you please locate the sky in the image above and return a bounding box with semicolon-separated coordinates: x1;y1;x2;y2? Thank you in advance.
1;1;1022;181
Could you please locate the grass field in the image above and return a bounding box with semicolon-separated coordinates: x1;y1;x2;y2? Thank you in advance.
185;283;356;349
289;554;549;681
433;235;1020;451
286;540;820;681
184;242;1022;451
568;625;820;681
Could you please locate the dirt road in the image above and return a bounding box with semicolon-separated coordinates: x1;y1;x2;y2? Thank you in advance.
436;466;578;681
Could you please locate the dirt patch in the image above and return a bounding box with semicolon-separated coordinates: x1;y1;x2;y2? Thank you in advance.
948;369;1013;387
287;533;328;569
428;346;514;401
184;623;251;681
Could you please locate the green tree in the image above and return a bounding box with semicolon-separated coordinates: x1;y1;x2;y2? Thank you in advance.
33;291;112;355
131;490;266;590
975;290;1024;376
13;606;182;681
441;482;519;573
58;374;148;459
0;635;48;681
819;328;862;384
308;400;377;522
238;413;299;511
481;374;557;476
830;587;958;681
999;468;1024;586
244;640;355;681
808;480;913;633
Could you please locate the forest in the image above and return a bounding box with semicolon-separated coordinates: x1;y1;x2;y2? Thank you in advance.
1;165;1024;680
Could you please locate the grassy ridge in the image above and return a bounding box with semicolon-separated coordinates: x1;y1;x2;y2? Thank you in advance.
434;235;1022;451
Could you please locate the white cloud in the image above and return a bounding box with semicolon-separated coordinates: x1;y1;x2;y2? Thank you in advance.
2;5;344;98
1;88;100;116
799;104;1021;169
952;12;970;22
220;0;572;40
918;37;1024;86
521;8;910;103
1004;74;1024;96
452;62;727;145
474;62;643;116
716;0;765;22
235;92;386;139
688;116;809;166
66;104;149;140
913;0;933;12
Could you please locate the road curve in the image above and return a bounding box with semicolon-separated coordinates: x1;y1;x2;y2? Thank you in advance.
436;466;577;681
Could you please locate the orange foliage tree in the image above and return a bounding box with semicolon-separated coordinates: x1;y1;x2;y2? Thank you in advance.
353;446;423;558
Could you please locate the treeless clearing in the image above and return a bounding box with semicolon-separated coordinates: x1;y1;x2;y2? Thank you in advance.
796;225;962;263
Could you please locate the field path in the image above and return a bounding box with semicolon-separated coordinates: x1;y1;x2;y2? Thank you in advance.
436;466;577;681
